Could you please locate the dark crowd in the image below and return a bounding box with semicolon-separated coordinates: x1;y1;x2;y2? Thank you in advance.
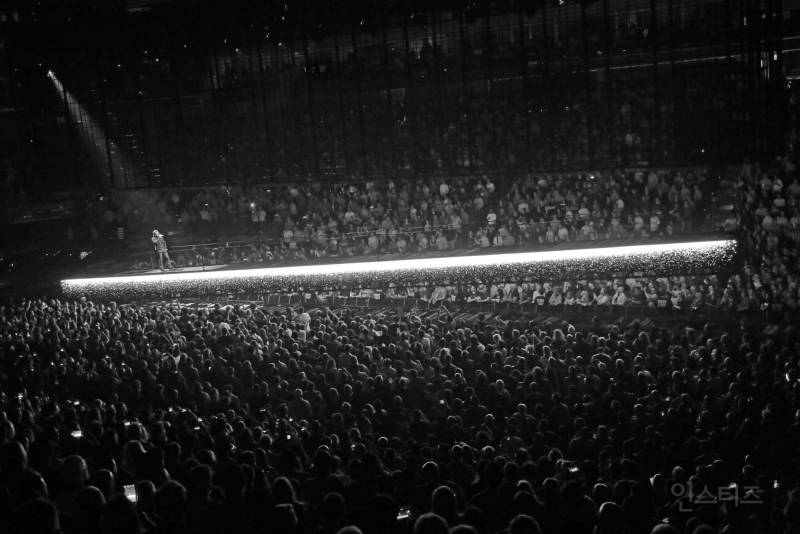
0;287;799;534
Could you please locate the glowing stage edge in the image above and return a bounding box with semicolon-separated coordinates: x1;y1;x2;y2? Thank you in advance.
61;240;737;299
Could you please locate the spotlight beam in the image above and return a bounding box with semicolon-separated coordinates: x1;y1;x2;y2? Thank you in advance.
61;240;737;300
47;71;133;187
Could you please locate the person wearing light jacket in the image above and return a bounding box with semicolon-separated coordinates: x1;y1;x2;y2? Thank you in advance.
151;230;173;271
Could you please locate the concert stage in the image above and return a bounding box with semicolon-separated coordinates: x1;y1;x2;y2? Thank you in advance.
60;239;737;300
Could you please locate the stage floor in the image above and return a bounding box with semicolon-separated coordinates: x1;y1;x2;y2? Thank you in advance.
122;264;230;276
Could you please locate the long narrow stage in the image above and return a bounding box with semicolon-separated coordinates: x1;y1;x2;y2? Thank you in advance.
60;239;737;300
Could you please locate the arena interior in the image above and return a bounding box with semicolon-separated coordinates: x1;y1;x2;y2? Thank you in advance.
1;1;800;533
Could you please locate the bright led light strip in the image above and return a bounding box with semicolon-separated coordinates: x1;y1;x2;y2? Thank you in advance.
61;240;735;298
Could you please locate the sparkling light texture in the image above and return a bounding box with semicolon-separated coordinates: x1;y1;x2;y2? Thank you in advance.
61;240;737;300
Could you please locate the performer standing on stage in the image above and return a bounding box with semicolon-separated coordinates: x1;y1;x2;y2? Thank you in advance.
151;229;173;271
